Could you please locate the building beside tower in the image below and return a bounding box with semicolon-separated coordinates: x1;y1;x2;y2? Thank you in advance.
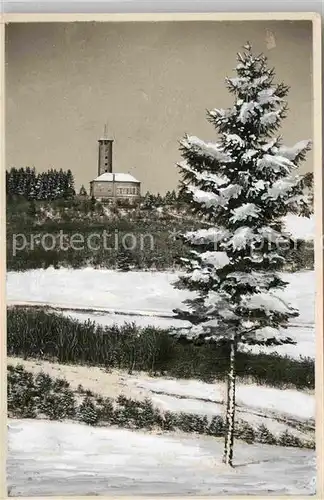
90;134;141;202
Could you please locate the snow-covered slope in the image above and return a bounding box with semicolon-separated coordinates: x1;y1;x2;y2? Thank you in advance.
6;267;185;315
6;268;315;359
7;419;315;496
7;357;315;443
130;375;314;439
6;268;313;320
284;214;314;241
129;376;314;421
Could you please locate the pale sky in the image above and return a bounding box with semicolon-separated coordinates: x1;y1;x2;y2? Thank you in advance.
6;20;313;194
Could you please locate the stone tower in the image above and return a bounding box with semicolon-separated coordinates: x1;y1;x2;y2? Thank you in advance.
98;126;113;175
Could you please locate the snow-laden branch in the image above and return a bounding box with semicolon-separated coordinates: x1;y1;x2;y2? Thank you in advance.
276;140;312;161
184;227;230;245
187;184;242;209
181;136;232;163
262;174;302;201
240;291;297;315
257;154;296;173
177;161;230;187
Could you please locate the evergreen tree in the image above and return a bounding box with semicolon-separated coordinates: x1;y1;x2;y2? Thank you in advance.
90;196;97;213
66;169;75;198
17;167;26;196
78;396;100;425
11;167;20;196
117;249;133;272
142;191;155;209
172;43;312;467
164;190;172;205
170;189;177;204
79;184;87;197
155;193;163;206
164;190;177;206
237;421;255;444
46;169;54;200
6;170;10;197
257;423;277;445
35;173;45;200
27;167;37;200
57;169;65;198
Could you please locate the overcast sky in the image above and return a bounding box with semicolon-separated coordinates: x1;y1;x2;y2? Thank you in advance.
6;20;313;194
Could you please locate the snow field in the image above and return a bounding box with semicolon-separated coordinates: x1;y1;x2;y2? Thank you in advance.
6;268;315;359
7;419;316;496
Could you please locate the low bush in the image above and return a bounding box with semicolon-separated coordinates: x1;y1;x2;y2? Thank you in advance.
78;396;100;426
114;395;161;430
236;421;256;444
7;364;38;419
207;415;224;437
176;413;209;435
278;429;303;448
7;365;76;420
257;423;278;445
7;307;315;390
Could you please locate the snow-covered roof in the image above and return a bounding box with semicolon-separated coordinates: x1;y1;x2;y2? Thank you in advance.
92;172;140;183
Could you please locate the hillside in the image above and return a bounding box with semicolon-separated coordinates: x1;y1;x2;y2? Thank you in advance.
6;197;314;272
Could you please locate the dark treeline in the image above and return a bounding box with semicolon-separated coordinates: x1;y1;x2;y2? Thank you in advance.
6;167;75;201
141;189;178;208
7;307;314;390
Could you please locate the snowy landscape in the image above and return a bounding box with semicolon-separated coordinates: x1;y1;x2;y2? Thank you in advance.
6;31;317;497
7;265;315;359
8;419;315;496
7;260;316;496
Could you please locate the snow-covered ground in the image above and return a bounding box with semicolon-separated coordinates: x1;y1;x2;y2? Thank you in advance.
129;375;315;439
6;267;185;315
6;268;314;322
129;376;314;421
6;268;315;359
7;419;316;496
63;309;185;329
284;214;314;241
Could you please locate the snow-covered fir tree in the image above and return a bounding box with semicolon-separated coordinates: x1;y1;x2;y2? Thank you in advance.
79;184;88;197
172;43;313;467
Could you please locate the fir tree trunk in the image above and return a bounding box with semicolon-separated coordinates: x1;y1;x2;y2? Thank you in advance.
222;334;237;467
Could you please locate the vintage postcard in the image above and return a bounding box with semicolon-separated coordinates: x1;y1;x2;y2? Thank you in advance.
2;12;322;497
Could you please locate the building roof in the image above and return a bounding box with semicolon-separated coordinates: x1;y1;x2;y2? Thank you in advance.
92;172;140;183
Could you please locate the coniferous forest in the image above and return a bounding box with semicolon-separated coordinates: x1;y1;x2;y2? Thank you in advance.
6;167;75;200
